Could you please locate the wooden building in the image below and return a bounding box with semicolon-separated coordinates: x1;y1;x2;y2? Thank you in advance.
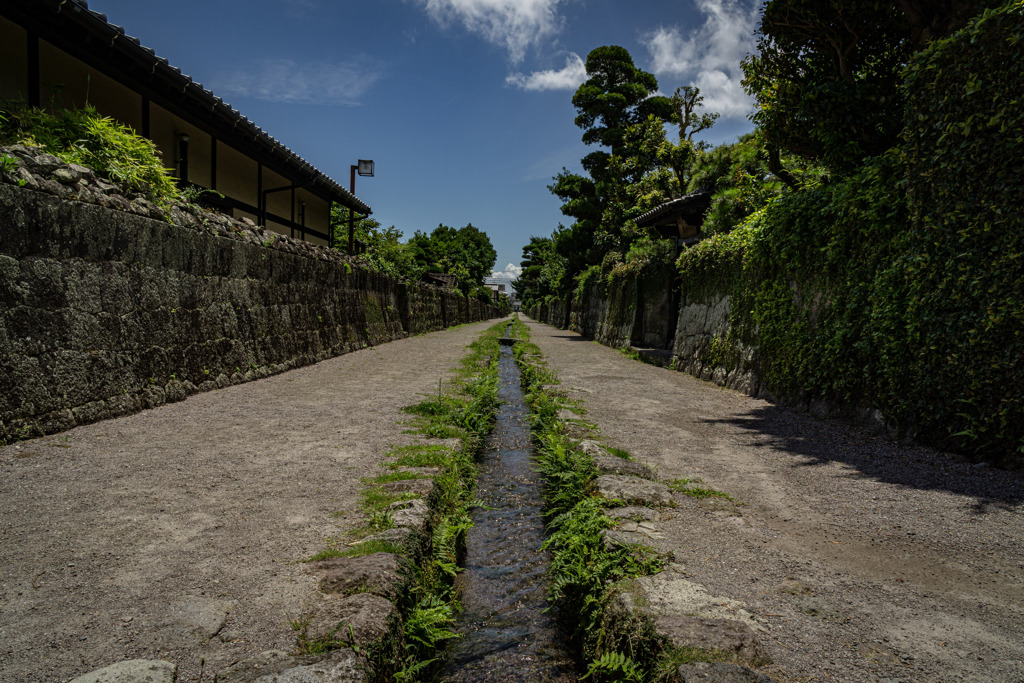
635;190;712;251
0;0;370;245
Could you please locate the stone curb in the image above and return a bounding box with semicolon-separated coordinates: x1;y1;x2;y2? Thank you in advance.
553;400;774;680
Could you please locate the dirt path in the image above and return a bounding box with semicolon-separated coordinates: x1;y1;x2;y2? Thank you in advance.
0;318;505;683
525;318;1024;683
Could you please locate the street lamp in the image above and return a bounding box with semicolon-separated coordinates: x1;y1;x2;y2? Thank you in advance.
348;159;374;254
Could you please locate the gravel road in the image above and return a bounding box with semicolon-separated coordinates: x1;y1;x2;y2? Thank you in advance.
0;319;504;683
525;318;1024;683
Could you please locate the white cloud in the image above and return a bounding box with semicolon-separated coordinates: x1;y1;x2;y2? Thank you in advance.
506;53;586;91
644;0;760;118
215;57;384;105
491;263;523;282
415;0;566;64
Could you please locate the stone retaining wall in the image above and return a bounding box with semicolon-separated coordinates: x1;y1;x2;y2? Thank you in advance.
529;267;761;396
0;179;500;443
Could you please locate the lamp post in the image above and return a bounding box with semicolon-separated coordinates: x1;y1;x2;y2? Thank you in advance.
348;159;374;254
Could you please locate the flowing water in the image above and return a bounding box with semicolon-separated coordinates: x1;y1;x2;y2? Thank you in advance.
440;339;577;682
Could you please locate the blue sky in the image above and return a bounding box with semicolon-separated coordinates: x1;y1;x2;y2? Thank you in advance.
88;0;759;285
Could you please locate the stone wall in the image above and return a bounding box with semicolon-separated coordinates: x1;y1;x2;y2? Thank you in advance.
0;180;500;443
528;266;762;396
671;293;759;396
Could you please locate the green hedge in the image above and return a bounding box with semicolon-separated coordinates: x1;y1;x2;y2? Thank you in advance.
676;2;1024;462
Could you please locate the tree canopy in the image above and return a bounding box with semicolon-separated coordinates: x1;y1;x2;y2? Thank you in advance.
742;0;1005;175
408;223;497;289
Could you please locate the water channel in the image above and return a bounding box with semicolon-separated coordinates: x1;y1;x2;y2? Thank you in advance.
439;335;577;682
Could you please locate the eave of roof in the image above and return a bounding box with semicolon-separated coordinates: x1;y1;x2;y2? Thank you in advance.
11;0;371;215
635;190;711;228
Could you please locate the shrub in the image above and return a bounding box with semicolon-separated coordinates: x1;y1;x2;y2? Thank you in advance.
0;103;178;203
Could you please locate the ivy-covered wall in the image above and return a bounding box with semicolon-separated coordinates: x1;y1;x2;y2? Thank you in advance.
529;4;1023;465
681;4;1023;465
0;183;501;443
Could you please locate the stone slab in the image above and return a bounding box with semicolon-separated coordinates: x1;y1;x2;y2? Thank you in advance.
677;661;773;682
217;650;300;683
254;649;365;682
141;596;235;651
387;498;429;533
593;474;674;506
304;593;397;650
69;660;176;683
308;552;406;600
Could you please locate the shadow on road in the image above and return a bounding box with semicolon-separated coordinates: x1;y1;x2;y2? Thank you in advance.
705;404;1024;513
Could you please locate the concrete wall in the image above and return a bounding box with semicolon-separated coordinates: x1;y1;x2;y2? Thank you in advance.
0;182;500;443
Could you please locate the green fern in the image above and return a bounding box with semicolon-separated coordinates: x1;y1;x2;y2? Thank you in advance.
581;651;644;682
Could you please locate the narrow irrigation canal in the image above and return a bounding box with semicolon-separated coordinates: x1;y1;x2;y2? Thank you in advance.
441;334;576;682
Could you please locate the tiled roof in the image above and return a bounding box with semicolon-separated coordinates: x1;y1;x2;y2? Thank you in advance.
635;190;711;228
16;0;371;215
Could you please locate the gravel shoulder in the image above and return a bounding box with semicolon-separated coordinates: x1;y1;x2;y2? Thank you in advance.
0;319;504;683
525;318;1024;683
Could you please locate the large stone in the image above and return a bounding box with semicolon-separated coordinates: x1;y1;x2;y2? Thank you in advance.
676;661;773;682
387;498;429;533
142;596;235;650
303;593;397;651
254;649;365;682
592;474;674;506
656;614;767;665
579;440;657;479
217;650;299;683
378;478;434;496
606;506;664;523
612;568;769;667
308;552;406;600
592;453;656;480
69;659;176;683
630;570;765;633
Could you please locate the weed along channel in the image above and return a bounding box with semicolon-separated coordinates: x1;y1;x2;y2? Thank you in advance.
291;317;754;682
441;322;576;680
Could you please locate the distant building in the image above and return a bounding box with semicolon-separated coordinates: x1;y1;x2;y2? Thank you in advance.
0;0;370;245
483;279;510;304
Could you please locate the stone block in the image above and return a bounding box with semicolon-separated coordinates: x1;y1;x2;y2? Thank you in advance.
139;597;235;651
309;552;407;601
676;661;773;682
592;474;674;506
302;593;397;653
387;498;429;534
581;441;656;480
611;568;769;667
217;650;299;683
69;660;176;683
253;649;365;683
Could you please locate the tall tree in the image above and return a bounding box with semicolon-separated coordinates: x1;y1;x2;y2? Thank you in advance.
896;0;1004;48
572;45;674;183
516;235;566;308
742;0;912;173
550;46;675;280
